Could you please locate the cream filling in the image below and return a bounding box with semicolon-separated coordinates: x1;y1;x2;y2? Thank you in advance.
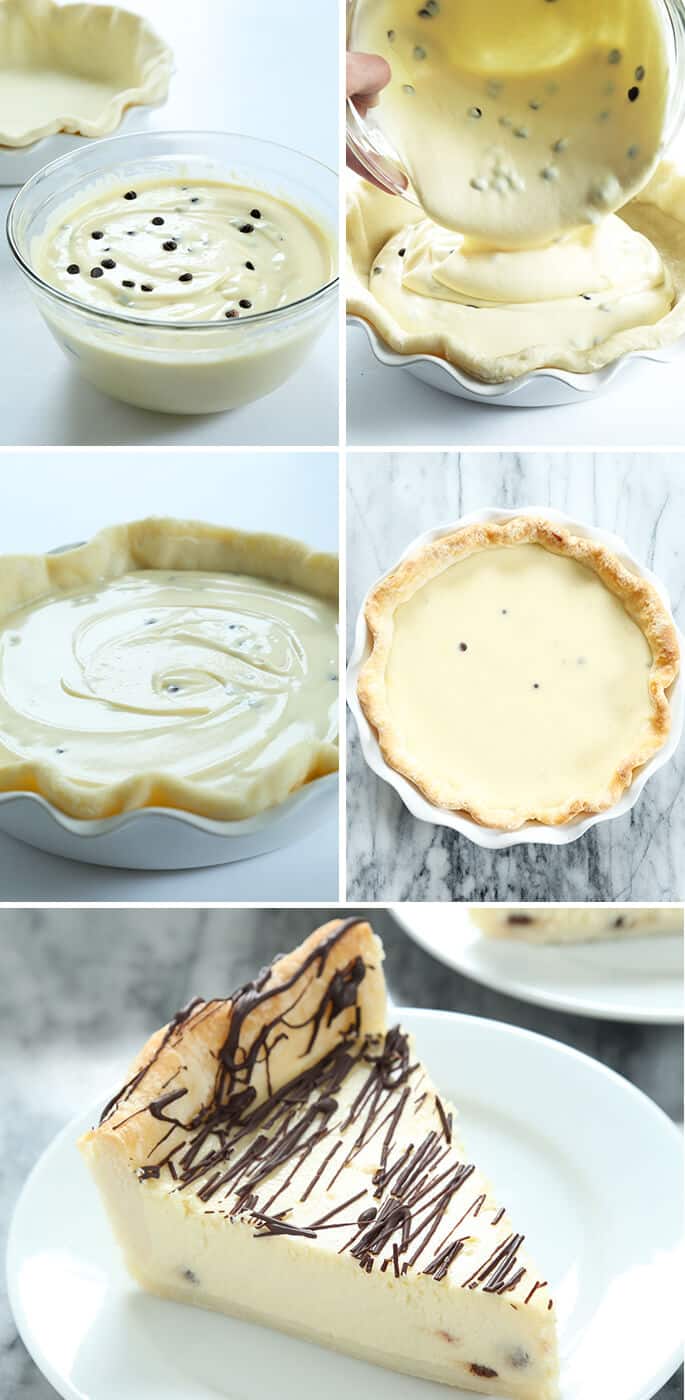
33;179;334;322
0;570;337;788
471;906;683;943
384;545;655;819
350;0;671;247
87;1041;557;1400
369;213;674;360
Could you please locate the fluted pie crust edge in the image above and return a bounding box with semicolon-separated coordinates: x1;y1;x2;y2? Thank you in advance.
0;517;339;822
357;516;680;830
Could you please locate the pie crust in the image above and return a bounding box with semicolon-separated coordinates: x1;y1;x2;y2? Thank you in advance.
347;161;685;383
357;516;680;830
0;0;172;149
0;517;339;822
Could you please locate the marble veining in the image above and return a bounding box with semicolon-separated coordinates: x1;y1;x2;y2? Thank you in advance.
0;909;682;1397
346;452;685;902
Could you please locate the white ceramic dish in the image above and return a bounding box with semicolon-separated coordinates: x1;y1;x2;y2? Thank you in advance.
0;103;162;188
391;905;685;1024
0;773;337;870
346;505;684;850
7;1007;683;1400
349;315;683;409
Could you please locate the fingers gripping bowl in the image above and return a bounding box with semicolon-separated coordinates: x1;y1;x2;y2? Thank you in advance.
0;519;339;868
7;131;338;414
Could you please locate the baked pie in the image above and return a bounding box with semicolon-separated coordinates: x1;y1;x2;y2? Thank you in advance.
357;515;679;829
80;917;559;1398
0;518;338;821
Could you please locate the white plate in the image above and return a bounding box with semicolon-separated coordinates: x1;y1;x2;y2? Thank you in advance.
392;906;685;1024
7;1008;683;1400
349;315;683;409
346;505;684;849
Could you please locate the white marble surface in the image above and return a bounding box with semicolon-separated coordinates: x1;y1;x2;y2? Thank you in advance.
346;452;685;902
0;0;338;449
1;906;682;1398
0;450;340;901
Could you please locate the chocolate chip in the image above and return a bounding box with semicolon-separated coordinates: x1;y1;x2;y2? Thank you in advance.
614;915;625;928
182;1268;198;1284
245;260;255;270
468;106;483;119
166;684;180;694
240;223;254;233
179;272;193;282
163;240;178;251
470;1365;498;1379
609;49;622;64
398;248;406;257
510;1349;531;1370
124;190;137;200
152;216;164;226
507;914;533;926
55;747;66;755
250;208;262;219
122;279;135;288
533;682;540;689
225;308;238;318
459;642;468;652
66;264;80;275
141;283;153;292
239;298;252;309
101;258;116;269
91;230;104;240
190;196;199;203
628;85;640;101
90;267;104;278
635;65;645;81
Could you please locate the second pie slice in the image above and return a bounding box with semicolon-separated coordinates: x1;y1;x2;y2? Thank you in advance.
79;918;559;1398
357;516;680;829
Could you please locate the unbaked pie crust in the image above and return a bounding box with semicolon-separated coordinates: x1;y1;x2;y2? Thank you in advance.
347;162;685;383
0;0;172;149
0;518;338;821
357;516;679;830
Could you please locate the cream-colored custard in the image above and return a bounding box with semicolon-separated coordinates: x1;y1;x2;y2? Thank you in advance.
0;570;337;811
381;545;657;824
350;0;671;247
35;179;333;322
369;212;673;362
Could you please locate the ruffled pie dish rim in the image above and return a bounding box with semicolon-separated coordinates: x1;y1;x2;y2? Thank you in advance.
0;0;173;150
7;130;339;334
348;312;680;409
346;506;684;850
0;517;339;827
346;161;685;399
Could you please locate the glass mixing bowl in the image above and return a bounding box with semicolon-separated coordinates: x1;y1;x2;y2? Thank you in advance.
7;130;338;415
347;0;685;213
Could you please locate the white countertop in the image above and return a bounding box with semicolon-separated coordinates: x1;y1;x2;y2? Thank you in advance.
0;452;340;901
0;0;339;448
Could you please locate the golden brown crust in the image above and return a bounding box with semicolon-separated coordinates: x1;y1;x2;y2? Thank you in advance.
0;517;339;821
357;516;680;830
79;918;385;1172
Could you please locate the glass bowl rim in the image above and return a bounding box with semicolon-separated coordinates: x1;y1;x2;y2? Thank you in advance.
6;128;339;334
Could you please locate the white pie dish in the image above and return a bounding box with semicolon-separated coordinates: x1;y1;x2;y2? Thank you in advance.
346;505;684;850
391;905;685;1024
0;772;337;870
7;1006;683;1400
0;0;172;186
349;314;683;409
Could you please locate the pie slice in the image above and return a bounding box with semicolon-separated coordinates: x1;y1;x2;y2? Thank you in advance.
471;905;683;945
357;515;679;829
80;918;559;1398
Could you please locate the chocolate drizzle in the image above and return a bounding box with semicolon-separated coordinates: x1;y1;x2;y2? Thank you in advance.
100;919;546;1301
